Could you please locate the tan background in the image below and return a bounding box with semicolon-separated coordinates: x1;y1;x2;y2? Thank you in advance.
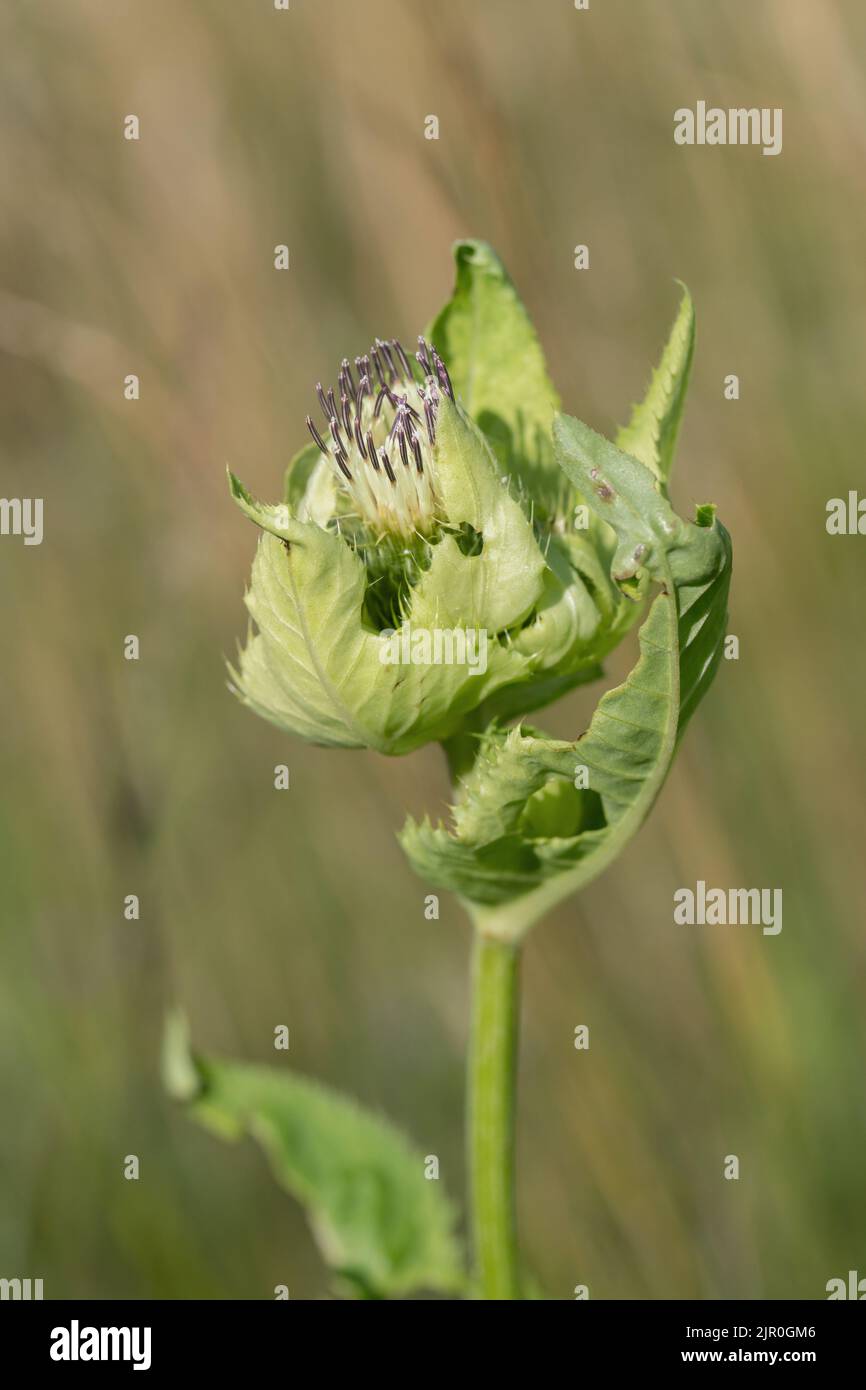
1;0;865;1298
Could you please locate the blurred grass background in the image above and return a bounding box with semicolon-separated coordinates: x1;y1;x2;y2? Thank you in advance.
1;0;865;1299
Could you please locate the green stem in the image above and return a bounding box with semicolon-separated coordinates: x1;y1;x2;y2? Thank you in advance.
468;928;522;1299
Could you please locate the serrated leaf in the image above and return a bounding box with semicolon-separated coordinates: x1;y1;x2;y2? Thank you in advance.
429;239;562;514
616;283;695;489
163;1015;466;1300
400;419;731;935
476;285;697;717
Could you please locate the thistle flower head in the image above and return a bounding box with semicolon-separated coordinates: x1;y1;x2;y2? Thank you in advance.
228;240;700;756
305;337;453;542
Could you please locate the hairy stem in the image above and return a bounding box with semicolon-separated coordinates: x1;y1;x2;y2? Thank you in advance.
467;928;522;1299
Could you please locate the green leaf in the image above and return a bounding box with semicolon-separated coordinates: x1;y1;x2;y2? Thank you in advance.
472;285;697;721
553;414;727;621
400;418;731;937
429;240;563;514
616;282;695;489
163;1014;466;1300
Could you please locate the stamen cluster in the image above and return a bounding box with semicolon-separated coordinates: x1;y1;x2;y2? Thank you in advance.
306;337;454;539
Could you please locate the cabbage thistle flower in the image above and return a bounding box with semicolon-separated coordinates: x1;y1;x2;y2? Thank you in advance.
228;247;655;756
200;241;732;1302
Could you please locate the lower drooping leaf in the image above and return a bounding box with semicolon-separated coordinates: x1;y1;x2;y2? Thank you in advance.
163;1015;466;1299
399;419;731;936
